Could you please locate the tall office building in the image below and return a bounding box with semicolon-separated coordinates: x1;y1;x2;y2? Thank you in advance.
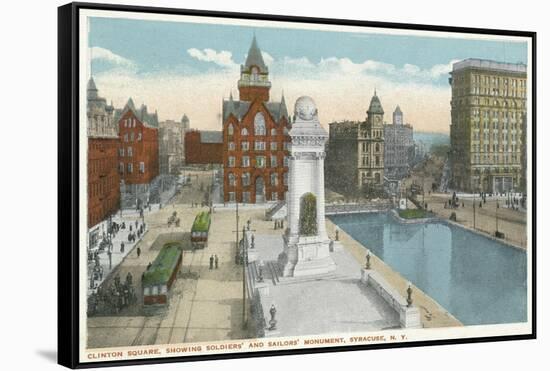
449;58;527;193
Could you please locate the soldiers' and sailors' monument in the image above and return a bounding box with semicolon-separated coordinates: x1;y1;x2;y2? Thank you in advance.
279;96;336;277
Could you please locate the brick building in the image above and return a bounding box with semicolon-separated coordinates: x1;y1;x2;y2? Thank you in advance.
326;91;385;196
222;36;291;203
115;98;160;208
184;130;223;165
87;77;120;241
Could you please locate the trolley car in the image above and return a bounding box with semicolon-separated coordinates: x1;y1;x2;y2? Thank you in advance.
191;211;211;249
142;243;183;308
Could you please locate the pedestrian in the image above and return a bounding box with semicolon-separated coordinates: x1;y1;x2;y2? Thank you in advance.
209;255;214;270
136;246;141;258
215;254;219;269
120;242;125;253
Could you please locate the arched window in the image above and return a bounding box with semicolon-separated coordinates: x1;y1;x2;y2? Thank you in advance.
227;124;234;136
241;127;249;136
254;112;266;136
251;66;259;81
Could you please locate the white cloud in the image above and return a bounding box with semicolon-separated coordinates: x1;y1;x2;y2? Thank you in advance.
187;48;237;69
94;52;456;134
90;47;135;68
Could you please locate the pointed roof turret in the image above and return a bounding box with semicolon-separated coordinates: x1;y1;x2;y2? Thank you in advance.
280;91;289;120
87;77;97;91
367;90;384;115
394;105;402;114
244;35;267;73
126;97;136;111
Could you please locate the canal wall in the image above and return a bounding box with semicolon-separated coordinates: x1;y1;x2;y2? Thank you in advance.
325;218;463;329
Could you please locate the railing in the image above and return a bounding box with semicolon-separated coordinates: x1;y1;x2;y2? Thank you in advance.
325;202;393;215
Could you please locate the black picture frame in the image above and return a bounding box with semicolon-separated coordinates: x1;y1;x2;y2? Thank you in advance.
58;2;537;368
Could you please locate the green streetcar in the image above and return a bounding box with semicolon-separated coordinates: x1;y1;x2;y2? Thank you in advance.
191;211;211;249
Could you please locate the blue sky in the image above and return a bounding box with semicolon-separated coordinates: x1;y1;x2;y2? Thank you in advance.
89;16;528;132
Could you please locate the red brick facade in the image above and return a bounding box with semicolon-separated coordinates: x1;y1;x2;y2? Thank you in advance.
184;130;223;164
222;102;290;203
88;137;120;228
118;110;159;185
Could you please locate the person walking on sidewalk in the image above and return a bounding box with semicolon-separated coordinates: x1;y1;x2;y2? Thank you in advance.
214;254;219;269
136;246;141;258
209;255;214;270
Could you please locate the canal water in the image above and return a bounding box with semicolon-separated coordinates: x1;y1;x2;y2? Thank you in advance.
329;212;527;325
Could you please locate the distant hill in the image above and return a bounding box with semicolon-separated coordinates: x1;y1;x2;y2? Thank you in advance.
413;132;449;151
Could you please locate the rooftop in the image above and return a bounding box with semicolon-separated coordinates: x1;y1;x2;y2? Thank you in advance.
452;58;527;74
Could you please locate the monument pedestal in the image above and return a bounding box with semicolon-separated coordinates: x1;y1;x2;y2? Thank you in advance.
279;234;336;277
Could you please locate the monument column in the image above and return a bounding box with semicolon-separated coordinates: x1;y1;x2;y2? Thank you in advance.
278;96;336;277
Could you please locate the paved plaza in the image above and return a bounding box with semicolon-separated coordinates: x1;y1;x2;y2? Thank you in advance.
425;193;527;248
248;234;400;337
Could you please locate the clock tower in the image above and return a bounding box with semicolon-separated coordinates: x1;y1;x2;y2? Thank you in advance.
357;90;385;189
238;36;271;102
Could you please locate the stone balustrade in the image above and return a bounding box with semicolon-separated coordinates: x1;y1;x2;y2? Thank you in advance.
360;268;421;328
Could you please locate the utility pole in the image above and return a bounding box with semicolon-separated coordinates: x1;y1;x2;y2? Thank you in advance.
496;200;499;234
473;192;476;230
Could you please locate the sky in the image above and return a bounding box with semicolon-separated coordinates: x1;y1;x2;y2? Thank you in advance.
88;16;528;133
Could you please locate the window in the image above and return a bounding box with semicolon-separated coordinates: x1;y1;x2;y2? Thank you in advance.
254;113;266;135
130;132;135;141
271;173;278;186
124;133;128;142
143;287;150;296
256;156;266;168
270;142;278;151
229;192;236;202
241;156;250;167
228;156;235;167
127;163;133;173
242;192;251;203
283;156;289;167
271;192;278;201
139;162;145;173
271;155;277;168
242;172;250;186
152;286;158;295
228;124;234;136
127;147;133;157
138;133;142;141
119;162;124;174
255;141;266;151
241;141;249;151
228;173;236;186
283;142;290;150
271;128;277;136
241;128;249;136
283;173;288;185
228;142;235;151
119;148;124;157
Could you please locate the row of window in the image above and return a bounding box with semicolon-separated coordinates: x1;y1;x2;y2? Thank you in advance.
227;126;289;137
227;141;290;151
123;132;142;143
118;162;145;174
228;191;283;203
471;144;520;153
227;155;289;168
89;176;117;199
472;109;524;119
471;154;520;165
471;121;521;130
119;147;133;157
472;132;519;142
361;142;382;153
227;172;288;187
143;284;168;296
227;112;289;137
361;155;381;167
123;118;138;128
471;75;526;88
